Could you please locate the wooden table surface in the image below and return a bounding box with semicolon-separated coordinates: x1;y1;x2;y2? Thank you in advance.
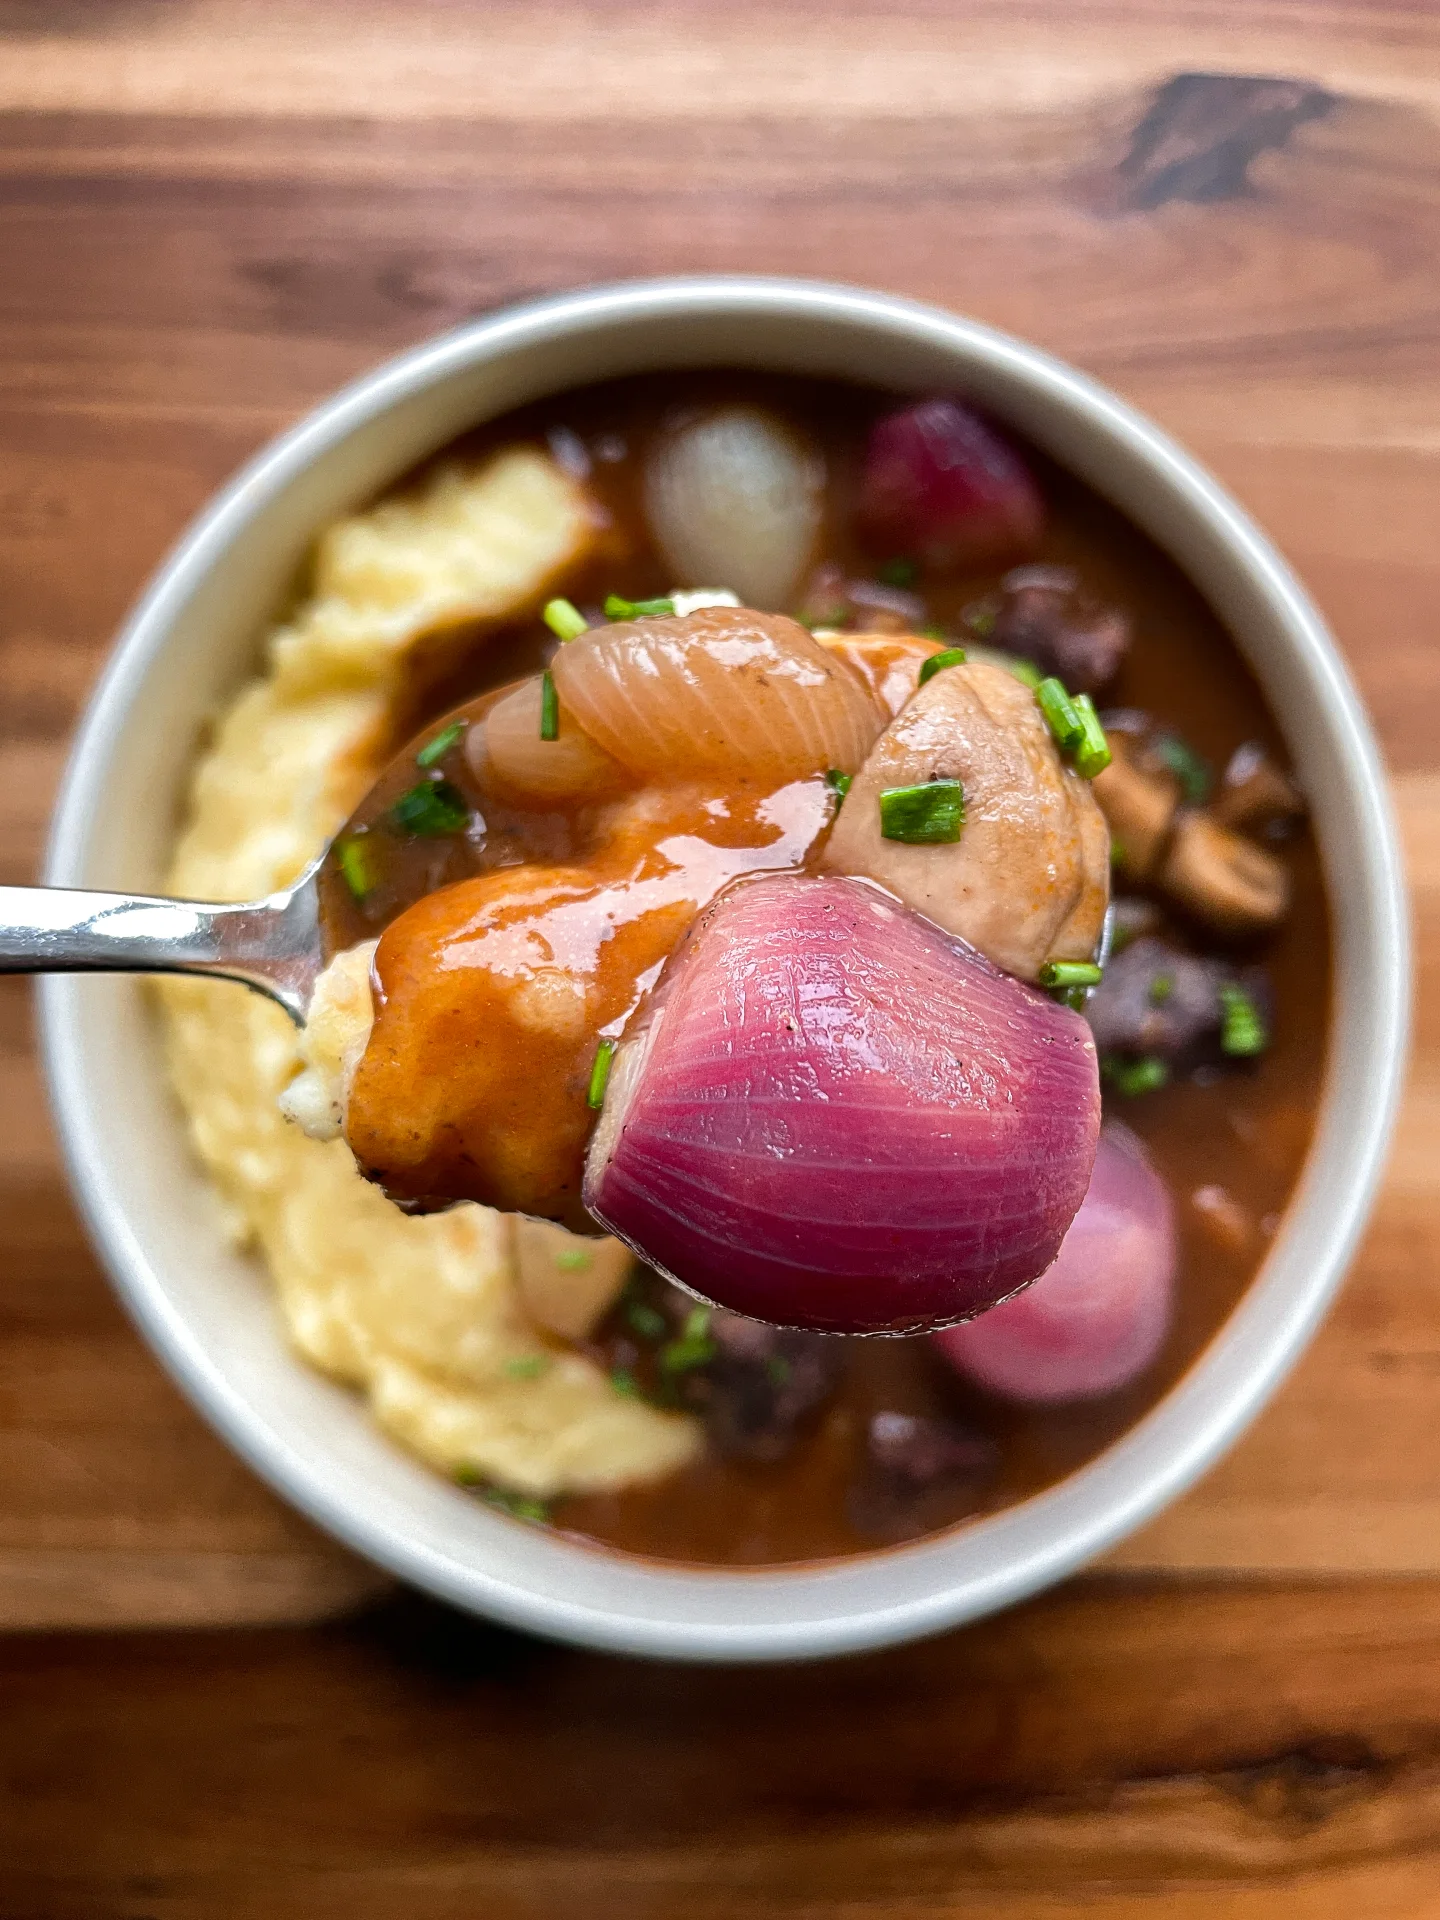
5;2;1440;1911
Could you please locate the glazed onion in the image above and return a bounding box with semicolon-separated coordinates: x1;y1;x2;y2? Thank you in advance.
932;1121;1176;1401
644;405;824;610
859;398;1045;572
550;606;884;783
583;873;1102;1334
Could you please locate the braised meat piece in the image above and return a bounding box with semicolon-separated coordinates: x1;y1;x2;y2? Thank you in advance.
678;1310;845;1462
847;1411;999;1542
1087;935;1270;1069
991;566;1131;694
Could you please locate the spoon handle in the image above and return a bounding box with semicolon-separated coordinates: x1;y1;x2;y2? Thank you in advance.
0;881;321;1022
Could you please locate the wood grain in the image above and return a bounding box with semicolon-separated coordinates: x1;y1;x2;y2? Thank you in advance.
6;2;1440;1629
12;1578;1440;1916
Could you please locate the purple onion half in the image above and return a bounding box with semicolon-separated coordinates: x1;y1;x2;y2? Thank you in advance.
583;873;1101;1334
932;1121;1176;1400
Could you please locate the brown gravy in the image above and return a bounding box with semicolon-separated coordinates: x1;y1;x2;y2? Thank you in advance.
319;373;1331;1568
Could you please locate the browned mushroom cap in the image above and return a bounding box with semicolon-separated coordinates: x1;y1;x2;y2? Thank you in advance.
1212;742;1306;837
1091;733;1181;881
1158;811;1289;936
823;660;1110;981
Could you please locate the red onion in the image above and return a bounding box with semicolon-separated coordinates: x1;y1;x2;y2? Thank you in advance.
858;398;1045;572
583;874;1101;1334
932;1122;1175;1400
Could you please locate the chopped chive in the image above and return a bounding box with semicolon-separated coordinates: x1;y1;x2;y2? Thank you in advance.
587;1037;617;1109
1006;657;1043;688
1071;693;1112;778
921;624;949;642
1040;960;1103;990
824;767;853;805
962;598;999;638
539;669;559;741
1063;985;1089;1012
336;834;379;900
390;778;470;837
1110;837;1128;869
1219;983;1268;1057
554;1246;592;1272
415;719;465;768
1102;1054;1170;1096
1156;734;1212;804
604;593;675;620
917;646;967;687
505;1355;549;1380
543;597;588;641
766;1354;792;1387
877;557;919;588
879;779;965;845
1036;676;1084;752
483;1484;551;1523
625;1298;668;1342
454;1468;549;1522
659;1306;715;1374
610;1366;642;1400
1149;972;1175;1007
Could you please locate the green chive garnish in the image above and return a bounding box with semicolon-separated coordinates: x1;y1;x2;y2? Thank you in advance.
543;597;588;641
604;593;676;620
1071;693;1112;778
766;1355;792;1387
587;1037;616;1109
415;720;464;768
1149;972;1175;1006
483;1484;551;1523
610;1367;642;1400
824;767;852;804
659;1307;715;1375
539;669;559;741
1006;657;1043;688
1040;960;1103;990
505;1355;549;1380
1110;837;1128;869
1156;734;1212;804
336;834;379;900
1219;983;1268;1057
879;779;965;845
963;598;999;638
625;1299;668;1342
1037;676;1084;753
554;1246;592;1272
877;557;919;588
917;646;967;687
1103;1055;1170;1096
390;778;469;837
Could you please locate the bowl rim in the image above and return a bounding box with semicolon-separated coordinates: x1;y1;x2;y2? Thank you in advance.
39;276;1410;1660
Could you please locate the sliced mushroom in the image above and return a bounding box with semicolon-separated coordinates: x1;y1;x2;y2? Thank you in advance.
1213;742;1306;838
1158;810;1289;936
822;660;1110;981
1091;732;1180;881
511;1216;634;1340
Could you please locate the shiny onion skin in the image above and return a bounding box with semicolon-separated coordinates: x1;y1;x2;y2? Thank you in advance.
858;398;1045;573
583;873;1101;1334
550;606;885;785
932;1121;1176;1401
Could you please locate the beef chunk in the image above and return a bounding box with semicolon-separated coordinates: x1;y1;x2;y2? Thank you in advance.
991;566;1131;693
1087;935;1270;1069
679;1310;845;1462
848;1411;999;1542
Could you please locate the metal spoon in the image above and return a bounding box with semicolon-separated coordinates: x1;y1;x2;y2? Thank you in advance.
0;868;324;1022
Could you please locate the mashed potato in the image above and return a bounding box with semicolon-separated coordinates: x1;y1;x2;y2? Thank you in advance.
159;447;701;1500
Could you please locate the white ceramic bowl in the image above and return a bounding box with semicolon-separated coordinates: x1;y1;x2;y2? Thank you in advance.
41;278;1409;1661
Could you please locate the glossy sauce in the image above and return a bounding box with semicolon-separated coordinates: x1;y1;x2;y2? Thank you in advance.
320;372;1331;1568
